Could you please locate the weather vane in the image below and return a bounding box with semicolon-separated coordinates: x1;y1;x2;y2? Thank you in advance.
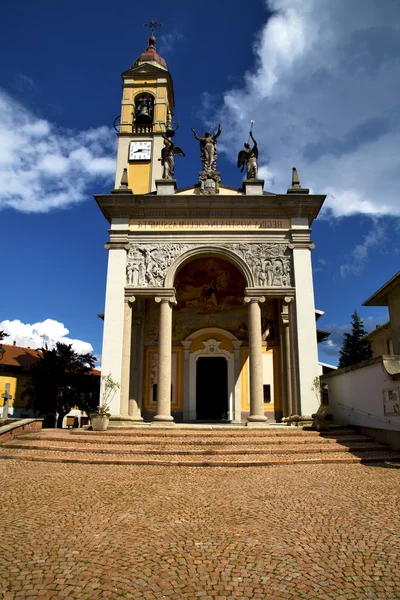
144;17;163;35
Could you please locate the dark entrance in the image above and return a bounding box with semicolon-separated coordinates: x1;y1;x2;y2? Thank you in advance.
196;357;228;420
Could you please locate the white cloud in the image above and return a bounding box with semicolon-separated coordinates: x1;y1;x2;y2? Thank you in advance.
217;0;400;218
0;318;94;355
340;219;387;277
159;32;184;55
0;90;116;213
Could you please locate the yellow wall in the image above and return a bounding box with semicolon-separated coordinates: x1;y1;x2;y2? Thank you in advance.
0;376;17;408
128;162;151;194
190;334;234;354
240;347;278;412
143;348;183;411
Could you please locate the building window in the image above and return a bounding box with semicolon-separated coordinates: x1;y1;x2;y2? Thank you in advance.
263;384;271;403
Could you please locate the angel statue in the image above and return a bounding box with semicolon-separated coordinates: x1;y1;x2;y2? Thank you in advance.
237;129;258;180
191;124;222;172
159;135;185;180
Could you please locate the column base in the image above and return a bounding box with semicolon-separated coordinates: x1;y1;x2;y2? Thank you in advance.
110;414;143;422
108;415;145;429
153;415;175;424
246;420;269;428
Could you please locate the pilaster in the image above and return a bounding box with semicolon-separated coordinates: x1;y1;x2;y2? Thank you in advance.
100;221;129;415
290;218;320;415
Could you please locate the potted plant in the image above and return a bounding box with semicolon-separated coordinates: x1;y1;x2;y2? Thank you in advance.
90;373;120;431
311;409;333;431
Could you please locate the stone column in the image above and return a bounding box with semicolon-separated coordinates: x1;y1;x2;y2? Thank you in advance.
245;296;268;424
129;300;144;420
154;296;176;423
281;298;293;417
181;341;191;421
233;341;243;422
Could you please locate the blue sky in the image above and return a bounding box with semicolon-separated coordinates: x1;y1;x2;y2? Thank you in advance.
1;0;399;365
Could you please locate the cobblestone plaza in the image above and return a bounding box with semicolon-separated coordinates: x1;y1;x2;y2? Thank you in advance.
1;460;400;599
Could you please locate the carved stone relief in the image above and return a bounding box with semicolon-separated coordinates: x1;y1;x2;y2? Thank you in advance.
126;244;195;287
225;243;292;287
126;242;292;288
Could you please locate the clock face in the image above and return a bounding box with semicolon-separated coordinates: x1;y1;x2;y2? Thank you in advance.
129;141;152;161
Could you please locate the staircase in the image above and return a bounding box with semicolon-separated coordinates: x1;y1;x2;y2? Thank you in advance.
1;426;400;466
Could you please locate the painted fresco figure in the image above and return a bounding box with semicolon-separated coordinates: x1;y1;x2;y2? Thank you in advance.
191;124;222;172
237;130;258;179
159;135;185;179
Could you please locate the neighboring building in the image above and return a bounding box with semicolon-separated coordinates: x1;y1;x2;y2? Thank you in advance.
322;271;400;446
0;343;40;417
363;271;400;355
0;342;101;421
363;322;394;358
95;32;327;424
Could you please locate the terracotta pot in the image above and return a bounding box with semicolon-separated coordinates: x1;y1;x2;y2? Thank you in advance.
91;415;109;431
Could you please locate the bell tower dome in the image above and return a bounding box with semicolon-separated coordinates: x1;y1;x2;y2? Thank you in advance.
114;24;175;194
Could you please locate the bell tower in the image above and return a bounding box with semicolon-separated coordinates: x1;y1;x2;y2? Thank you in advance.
114;20;175;194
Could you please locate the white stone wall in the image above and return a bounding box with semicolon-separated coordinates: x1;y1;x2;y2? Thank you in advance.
323;359;400;431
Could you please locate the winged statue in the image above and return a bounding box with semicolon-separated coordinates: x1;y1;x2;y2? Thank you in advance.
159;135;185;179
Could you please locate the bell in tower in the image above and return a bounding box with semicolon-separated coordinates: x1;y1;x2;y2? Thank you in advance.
135;93;154;125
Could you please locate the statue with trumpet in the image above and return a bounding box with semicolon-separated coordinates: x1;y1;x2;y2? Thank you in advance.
237;120;259;180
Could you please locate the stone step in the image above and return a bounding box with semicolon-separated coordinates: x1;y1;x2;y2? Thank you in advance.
0;446;400;466
3;440;388;455
16;432;375;446
70;427;353;438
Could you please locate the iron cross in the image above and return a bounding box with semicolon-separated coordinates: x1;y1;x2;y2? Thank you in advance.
144;17;163;35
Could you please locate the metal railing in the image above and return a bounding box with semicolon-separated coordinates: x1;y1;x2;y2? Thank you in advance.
337;402;400;430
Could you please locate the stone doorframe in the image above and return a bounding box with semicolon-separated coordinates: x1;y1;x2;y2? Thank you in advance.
181;328;242;422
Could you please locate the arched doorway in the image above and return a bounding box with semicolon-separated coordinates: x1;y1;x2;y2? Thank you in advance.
196;356;228;420
174;255;246;421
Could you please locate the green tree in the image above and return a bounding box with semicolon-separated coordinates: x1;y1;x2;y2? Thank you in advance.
338;310;372;368
22;342;99;428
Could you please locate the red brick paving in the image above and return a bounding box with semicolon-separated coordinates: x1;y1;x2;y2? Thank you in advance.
1;457;400;598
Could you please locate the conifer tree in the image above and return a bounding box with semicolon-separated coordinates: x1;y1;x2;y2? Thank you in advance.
338;310;372;368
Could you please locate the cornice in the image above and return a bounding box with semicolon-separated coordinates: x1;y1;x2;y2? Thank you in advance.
94;193;326;225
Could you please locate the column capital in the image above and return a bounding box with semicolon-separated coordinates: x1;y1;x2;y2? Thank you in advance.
127;297;136;306
283;296;293;305
155;296;177;306
104;242;130;251
244;296;266;305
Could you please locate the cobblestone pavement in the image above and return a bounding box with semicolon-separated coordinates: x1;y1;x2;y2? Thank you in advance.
1;460;400;599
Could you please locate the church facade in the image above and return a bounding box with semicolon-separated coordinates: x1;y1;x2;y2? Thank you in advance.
95;33;326;425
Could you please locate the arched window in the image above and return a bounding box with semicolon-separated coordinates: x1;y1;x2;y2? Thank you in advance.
134;93;154;125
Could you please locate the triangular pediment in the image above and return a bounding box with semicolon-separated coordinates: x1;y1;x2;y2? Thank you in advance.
122;63;170;78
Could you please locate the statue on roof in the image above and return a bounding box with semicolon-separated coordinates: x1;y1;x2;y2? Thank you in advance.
237;122;258;180
191;124;222;172
159;135;185;180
